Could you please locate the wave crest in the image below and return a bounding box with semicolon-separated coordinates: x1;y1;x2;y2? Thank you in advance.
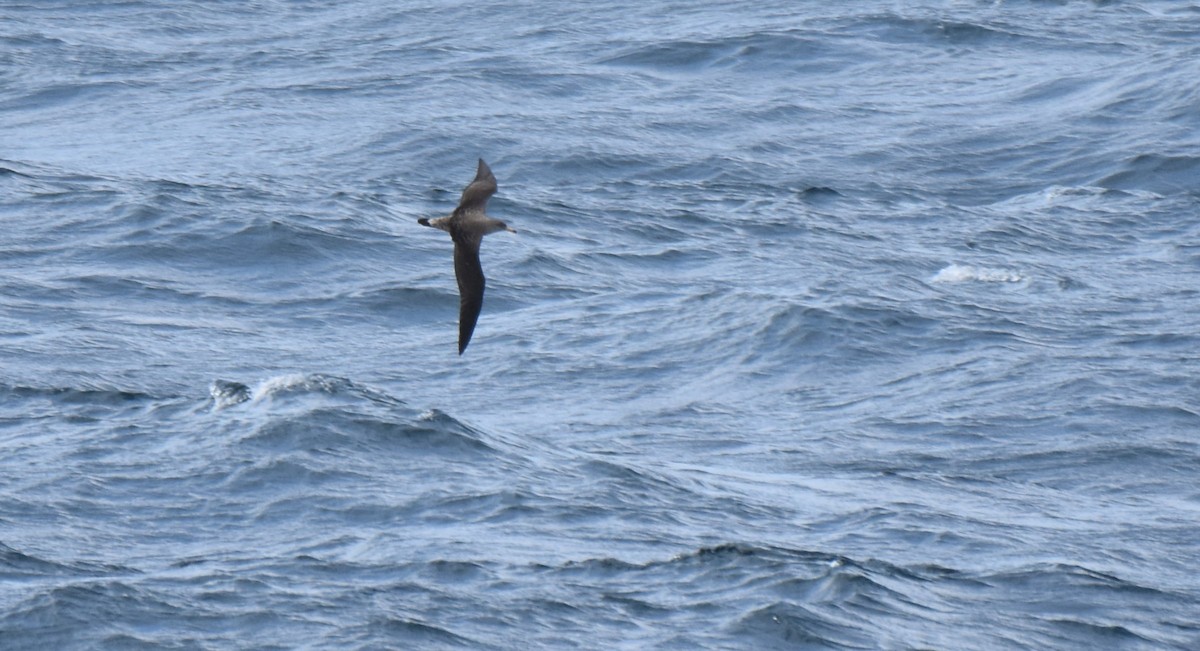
931;263;1024;283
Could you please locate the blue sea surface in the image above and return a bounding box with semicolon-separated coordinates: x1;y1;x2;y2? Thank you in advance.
3;1;1200;648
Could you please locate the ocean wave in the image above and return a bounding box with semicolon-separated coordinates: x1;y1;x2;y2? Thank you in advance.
2;580;186;649
598;30;843;75
556;543;835;577
243;373;397;405
540;543;1196;648
732;601;873;649
749;298;941;365
0;383;156;405
211;374;497;459
223;454;355;493
0;543;129;579
337;617;478;648
1099;153;1200;195
931;263;1024;284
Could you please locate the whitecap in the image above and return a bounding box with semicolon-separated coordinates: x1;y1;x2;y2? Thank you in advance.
209;379;251;409
249;373;338;402
931;263;1023;284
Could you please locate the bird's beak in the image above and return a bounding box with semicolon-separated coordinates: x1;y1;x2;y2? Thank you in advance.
507;227;518;233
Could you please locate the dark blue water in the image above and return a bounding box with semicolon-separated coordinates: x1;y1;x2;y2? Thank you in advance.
3;1;1200;648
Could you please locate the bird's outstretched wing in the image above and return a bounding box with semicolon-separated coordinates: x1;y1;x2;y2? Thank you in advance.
452;235;486;355
456;158;497;215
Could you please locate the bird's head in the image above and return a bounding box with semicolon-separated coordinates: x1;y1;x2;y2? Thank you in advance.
486;219;517;235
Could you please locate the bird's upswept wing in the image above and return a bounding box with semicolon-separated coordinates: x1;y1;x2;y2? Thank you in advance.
455;158;497;215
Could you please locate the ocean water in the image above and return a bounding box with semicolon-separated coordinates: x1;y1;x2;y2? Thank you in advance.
3;0;1200;648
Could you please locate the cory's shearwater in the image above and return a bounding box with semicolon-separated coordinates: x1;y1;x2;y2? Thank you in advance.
418;158;516;355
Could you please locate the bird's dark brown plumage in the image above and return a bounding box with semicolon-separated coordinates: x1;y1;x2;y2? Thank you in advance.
417;159;515;355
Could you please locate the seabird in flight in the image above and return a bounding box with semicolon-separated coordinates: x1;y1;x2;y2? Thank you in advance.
418;158;516;355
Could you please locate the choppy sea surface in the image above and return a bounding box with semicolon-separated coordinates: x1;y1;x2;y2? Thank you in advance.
3;1;1200;648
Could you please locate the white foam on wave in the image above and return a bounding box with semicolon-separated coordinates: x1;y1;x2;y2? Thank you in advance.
250;373;317;402
931;263;1023;284
243;372;403;407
